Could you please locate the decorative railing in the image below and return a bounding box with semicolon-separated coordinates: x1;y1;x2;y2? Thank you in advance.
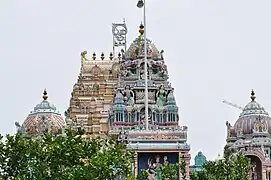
127;142;190;150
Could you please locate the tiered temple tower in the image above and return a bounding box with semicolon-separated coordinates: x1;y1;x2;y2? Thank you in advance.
226;90;271;180
65;51;120;136
108;24;190;179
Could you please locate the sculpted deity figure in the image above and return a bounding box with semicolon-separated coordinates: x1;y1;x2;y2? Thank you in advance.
147;155;163;180
163;156;168;164
154;155;162;180
253;115;268;133
139;62;149;80
15;121;26;134
159;63;168;79
123;85;134;106
80;51;88;64
156;84;167;107
251;162;257;180
122;69;133;77
226;121;235;137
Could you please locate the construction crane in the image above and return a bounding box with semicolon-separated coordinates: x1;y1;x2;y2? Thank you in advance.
222;100;244;110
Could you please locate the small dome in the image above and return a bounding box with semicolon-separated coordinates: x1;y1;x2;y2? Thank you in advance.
113;89;125;111
124;24;162;60
22;90;65;134
114;89;124;105
34;100;56;112
239;101;268;117
166;90;178;111
166;90;176;105
234;90;271;134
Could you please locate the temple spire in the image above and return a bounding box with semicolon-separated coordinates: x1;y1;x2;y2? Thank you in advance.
251;89;256;101
43;89;48;100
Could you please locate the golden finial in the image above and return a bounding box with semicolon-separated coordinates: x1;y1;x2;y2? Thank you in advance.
139;23;144;35
43;89;48;100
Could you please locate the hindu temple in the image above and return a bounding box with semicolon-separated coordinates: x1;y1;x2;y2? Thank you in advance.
18;21;191;179
108;24;190;179
226;90;271;180
15;90;66;136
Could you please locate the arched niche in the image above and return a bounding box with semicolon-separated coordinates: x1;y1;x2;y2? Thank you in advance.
246;155;262;180
91;65;101;77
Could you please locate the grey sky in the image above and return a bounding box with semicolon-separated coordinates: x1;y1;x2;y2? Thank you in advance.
1;0;271;161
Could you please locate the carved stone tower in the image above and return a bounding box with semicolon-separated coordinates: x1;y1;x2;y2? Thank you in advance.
65;52;120;136
109;24;190;179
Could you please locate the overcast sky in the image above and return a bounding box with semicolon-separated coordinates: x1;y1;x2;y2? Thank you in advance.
1;0;271;162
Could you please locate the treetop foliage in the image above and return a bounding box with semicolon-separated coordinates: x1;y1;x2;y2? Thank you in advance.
190;145;251;180
0;129;133;180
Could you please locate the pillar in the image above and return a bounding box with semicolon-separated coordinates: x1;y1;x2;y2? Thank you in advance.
179;151;191;180
134;152;138;177
263;168;267;180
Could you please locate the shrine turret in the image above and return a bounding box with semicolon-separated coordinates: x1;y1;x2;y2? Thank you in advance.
15;90;65;135
108;24;190;179
108;24;180;131
226;90;271;179
65;51;120;136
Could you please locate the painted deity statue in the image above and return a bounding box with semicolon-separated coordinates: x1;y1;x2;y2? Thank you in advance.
139;63;149;80
251;162;257;180
156;84;167;108
15;121;26;134
154;155;162;180
123;85;134;106
80;50;88;64
147;155;163;180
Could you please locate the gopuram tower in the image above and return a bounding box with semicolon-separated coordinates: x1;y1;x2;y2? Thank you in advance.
65;51;120;136
108;24;190;179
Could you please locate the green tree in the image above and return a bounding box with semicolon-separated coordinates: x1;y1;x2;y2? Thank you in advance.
190;145;251;180
0;129;134;180
180;156;187;180
161;162;179;180
189;169;208;180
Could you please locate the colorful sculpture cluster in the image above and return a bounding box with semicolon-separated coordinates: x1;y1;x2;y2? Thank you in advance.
108;24;180;131
108;24;190;178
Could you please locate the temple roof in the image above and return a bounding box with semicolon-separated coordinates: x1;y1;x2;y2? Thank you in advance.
33;91;57;112
21;90;66;134
124;24;162;60
233;90;271;134
239;90;269;118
